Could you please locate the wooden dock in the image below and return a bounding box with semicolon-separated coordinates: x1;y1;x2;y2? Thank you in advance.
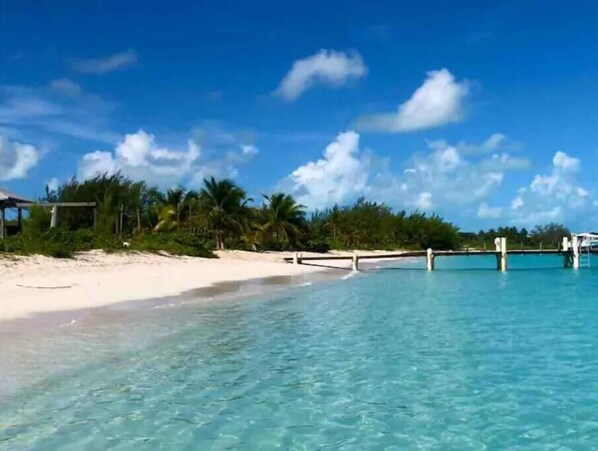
285;236;594;271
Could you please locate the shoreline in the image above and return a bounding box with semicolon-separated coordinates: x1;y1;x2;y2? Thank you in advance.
0;249;406;324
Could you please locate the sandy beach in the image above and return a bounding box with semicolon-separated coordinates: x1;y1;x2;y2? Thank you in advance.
0;250;403;322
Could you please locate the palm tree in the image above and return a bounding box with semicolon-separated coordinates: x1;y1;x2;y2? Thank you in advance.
153;204;178;232
199;177;251;250
259;193;306;249
323;205;342;240
165;187;186;228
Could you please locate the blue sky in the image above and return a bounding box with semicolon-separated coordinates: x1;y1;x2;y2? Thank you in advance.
1;0;597;230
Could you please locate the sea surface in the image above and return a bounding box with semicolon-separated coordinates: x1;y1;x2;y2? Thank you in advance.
2;255;598;449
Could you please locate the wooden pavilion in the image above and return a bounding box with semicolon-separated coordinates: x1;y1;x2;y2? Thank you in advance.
0;188;33;238
0;187;97;238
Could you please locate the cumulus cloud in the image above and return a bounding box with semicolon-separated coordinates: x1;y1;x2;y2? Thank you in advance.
552;150;579;172
0;134;40;181
481;153;530;171
508;151;589;225
72;50;137;74
284;131;370;209
281;132;521;214
357;68;469;133
78;129;257;186
276;50;367;101
49;78;81;97
393;142;505;210
477;202;503;219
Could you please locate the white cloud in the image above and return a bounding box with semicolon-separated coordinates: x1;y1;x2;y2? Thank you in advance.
281;132;518;213
72;50;137;74
276;50;367;101
481;133;507;153
477;202;503;219
49;78;81;97
78;129;257;187
415;192;433;210
285;131;370;209
552;150;579;172
511;195;524;210
357;68;469;133
482;153;530;171
0;134;40;181
0;85;118;144
509;151;589;225
241;144;259;156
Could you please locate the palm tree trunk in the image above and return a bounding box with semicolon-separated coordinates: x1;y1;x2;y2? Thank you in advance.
136;207;141;233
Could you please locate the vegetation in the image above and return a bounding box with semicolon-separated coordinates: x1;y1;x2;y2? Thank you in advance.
0;173;571;258
462;223;571;250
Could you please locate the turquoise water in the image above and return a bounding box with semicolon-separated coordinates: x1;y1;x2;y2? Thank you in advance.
3;255;598;449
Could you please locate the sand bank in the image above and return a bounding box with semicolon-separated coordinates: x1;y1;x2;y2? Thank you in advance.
0;250;405;322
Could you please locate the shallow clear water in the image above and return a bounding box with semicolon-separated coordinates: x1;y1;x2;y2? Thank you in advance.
3;256;598;449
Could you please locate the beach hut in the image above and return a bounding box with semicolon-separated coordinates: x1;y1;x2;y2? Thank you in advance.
0;188;33;238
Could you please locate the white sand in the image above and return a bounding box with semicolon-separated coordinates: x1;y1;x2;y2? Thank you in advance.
0;250;401;322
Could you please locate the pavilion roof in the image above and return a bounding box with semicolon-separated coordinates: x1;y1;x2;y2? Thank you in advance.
0;188;33;206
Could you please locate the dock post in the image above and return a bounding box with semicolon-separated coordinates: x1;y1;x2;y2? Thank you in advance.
496;237;507;271
352;253;359;271
572;235;580;269
426;248;435;271
562;237;572;267
293;252;300;265
50;205;58;228
0;208;4;239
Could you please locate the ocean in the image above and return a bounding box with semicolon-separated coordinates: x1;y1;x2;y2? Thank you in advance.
2;255;598;449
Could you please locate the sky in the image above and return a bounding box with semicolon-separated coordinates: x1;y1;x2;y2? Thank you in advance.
1;0;597;231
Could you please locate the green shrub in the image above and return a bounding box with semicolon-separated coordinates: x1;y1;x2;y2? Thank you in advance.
131;232;215;257
302;238;331;253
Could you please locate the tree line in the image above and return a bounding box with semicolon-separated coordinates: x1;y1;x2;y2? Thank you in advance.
1;173;570;257
461;223;571;249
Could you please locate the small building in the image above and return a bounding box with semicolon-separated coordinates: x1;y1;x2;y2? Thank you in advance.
0;188;33;238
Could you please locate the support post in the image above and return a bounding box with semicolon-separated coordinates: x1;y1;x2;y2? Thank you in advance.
426;248;435;271
0;208;5;239
572;235;580;269
17;208;23;234
496;237;507;271
50;205;58;228
352;253;359;271
293;252;300;265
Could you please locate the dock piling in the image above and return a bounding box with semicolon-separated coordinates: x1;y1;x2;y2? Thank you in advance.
426;248;435;271
495;237;507;271
572;235;580;269
50;205;58;228
352;253;359;271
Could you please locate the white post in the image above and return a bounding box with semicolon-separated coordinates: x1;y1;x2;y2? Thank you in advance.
50;205;58;228
293;252;299;265
426;248;435;271
496;237;507;271
572;235;580;269
352;253;359;271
